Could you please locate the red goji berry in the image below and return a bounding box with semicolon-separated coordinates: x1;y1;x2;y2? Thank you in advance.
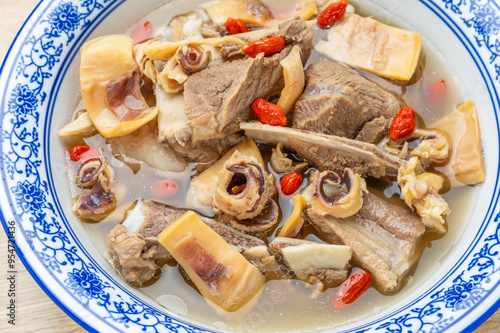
242;36;285;58
317;0;348;29
69;145;91;161
428;79;447;106
251;98;287;126
225;18;249;35
151;179;179;198
389;107;416;141
334;270;371;309
130;21;153;44
280;172;302;196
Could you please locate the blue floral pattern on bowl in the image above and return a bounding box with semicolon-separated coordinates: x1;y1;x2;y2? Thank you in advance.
1;0;499;332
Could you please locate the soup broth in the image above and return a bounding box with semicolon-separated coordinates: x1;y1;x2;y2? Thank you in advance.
61;0;480;331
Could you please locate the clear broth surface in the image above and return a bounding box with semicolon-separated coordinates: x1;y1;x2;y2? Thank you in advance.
63;0;479;331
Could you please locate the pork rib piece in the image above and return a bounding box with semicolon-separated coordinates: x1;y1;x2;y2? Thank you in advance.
107;200;276;283
307;192;425;292
240;122;403;178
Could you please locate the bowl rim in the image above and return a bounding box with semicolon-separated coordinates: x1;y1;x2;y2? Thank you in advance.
1;0;500;332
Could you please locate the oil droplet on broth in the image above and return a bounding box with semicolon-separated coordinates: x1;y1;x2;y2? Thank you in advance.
156;294;188;316
212;321;227;329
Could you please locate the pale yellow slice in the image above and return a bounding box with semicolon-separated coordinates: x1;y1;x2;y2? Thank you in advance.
263;0;318;21
297;1;318;20
158;211;265;312
432;100;485;186
80;35;158;138
206;0;273;26
278;194;307;237
277;46;305;114
58;112;95;136
143;36;245;61
315;13;421;81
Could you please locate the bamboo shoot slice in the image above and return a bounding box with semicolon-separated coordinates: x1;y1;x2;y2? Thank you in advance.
143;36;246;61
80;35;159;138
58;111;95;136
315;14;421;81
158;211;265;312
269;237;352;271
432;100;485;186
282;242;352;271
451;101;485;185
277;46;305;114
206;0;273;26
278;194;307;237
297;1;318;20
265;0;318;21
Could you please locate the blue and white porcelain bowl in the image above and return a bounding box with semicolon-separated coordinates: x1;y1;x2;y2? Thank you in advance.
1;0;500;332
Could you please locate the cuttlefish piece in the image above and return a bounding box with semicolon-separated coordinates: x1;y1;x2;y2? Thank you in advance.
269;237;351;296
80;35;159;138
73;173;117;221
226;199;280;233
270;142;308;174
397;157;450;233
410;130;450;164
73;148;116;221
213;152;276;221
176;44;211;75
302;169;367;219
76;148;114;188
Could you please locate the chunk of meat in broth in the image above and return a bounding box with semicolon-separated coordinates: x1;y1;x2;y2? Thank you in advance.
106;200;278;283
306;190;425;293
355;116;391;143
241;122;403;178
158;19;314;163
292;61;403;143
107;225;159;284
